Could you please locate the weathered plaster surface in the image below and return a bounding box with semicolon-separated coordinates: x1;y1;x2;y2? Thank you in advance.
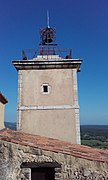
21;109;76;143
17;68;79;143
0;102;5;129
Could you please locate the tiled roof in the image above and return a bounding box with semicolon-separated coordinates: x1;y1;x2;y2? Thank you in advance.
0;92;8;104
0;128;108;163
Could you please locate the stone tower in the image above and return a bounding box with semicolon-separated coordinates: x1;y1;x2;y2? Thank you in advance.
13;24;82;144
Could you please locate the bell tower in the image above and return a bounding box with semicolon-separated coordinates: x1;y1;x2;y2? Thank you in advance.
13;19;82;144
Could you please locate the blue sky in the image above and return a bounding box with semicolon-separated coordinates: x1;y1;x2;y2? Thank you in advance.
0;0;108;125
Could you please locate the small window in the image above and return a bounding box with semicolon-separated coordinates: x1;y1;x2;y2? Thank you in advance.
43;85;48;93
40;84;51;94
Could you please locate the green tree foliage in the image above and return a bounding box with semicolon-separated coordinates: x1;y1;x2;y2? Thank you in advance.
81;125;108;149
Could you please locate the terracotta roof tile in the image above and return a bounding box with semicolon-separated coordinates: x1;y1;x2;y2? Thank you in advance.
0;128;108;163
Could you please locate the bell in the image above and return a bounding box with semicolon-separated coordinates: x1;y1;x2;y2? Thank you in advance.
45;32;53;43
45;37;53;43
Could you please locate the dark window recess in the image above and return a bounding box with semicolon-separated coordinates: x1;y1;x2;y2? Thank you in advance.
43;85;48;93
31;167;55;180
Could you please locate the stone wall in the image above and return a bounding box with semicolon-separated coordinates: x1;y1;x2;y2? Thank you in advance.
0;92;8;130
0;140;108;180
